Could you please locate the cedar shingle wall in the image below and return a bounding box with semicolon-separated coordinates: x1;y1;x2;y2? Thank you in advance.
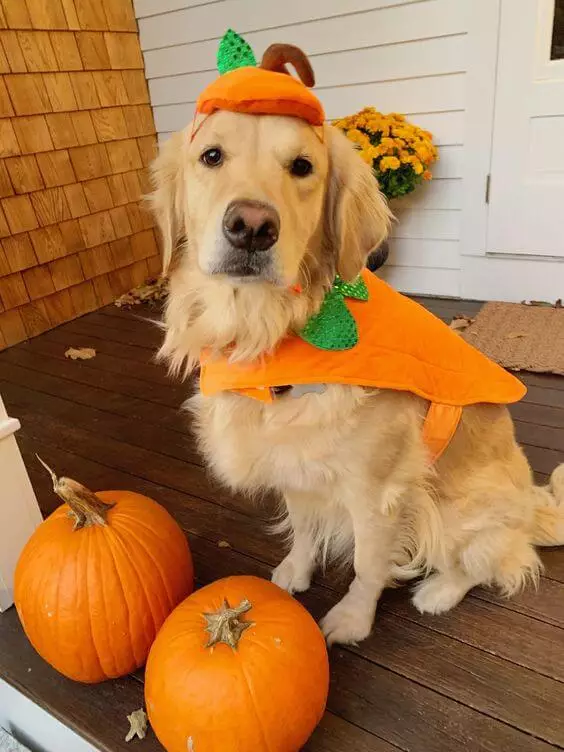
0;0;160;350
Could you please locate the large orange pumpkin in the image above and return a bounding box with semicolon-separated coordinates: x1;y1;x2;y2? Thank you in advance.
14;461;193;683
145;575;329;752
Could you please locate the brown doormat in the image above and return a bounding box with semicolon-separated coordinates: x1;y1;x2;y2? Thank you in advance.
461;302;564;375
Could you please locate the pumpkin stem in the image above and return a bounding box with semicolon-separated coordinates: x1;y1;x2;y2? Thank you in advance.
203;598;254;650
36;455;115;530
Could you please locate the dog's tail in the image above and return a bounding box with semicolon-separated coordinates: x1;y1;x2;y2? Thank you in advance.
531;464;564;546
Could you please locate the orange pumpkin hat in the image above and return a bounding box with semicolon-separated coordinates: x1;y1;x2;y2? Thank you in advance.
196;34;325;126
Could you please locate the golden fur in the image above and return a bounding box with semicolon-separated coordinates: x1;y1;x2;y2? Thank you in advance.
151;110;564;645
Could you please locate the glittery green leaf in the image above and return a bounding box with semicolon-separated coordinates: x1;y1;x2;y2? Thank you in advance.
333;274;369;301
299;289;359;351
217;29;257;75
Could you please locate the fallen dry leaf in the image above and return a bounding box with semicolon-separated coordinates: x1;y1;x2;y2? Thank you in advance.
125;708;148;742
115;276;169;308
506;332;527;339
218;540;231;549
65;347;96;360
449;315;475;332
522;299;553;307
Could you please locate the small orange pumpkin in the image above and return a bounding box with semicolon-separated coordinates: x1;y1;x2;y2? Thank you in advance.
145;575;329;752
14;460;193;683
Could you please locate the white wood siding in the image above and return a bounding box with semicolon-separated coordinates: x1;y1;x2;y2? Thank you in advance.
134;0;469;296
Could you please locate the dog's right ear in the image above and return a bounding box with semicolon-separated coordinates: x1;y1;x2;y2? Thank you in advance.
324;125;392;281
149;130;187;274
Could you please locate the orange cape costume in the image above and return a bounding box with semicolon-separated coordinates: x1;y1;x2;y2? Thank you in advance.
200;271;526;462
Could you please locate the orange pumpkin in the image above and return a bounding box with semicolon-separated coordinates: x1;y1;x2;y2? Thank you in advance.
14;460;193;683
145;575;329;752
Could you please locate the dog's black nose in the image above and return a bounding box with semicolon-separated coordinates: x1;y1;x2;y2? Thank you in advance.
222;200;280;252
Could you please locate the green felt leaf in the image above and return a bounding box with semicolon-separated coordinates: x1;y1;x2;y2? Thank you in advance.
333;274;369;301
298;289;359;351
217;29;257;75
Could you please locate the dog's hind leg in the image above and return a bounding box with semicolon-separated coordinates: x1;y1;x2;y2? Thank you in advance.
412;569;479;615
532;464;564;546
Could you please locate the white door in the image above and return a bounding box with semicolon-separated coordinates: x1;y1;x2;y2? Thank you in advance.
487;0;564;257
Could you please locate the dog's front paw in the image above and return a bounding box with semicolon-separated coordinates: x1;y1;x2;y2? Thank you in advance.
271;556;312;595
320;593;375;646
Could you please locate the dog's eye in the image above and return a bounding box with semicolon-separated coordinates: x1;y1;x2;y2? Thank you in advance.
290;157;313;177
200;148;223;167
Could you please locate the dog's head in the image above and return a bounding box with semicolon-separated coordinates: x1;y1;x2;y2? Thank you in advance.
151;44;391;290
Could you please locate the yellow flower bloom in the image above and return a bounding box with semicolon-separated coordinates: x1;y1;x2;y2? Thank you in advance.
379;156;401;171
415;144;430;163
380;137;396;150
337;108;438;196
346;128;371;150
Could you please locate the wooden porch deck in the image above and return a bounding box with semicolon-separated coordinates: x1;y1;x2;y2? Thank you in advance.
0;296;563;752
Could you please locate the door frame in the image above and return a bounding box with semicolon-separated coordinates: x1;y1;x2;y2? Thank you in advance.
459;0;500;258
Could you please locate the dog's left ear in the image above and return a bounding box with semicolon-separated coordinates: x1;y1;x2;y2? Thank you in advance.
324;125;392;281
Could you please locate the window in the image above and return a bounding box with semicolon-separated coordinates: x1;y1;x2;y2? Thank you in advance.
551;0;564;59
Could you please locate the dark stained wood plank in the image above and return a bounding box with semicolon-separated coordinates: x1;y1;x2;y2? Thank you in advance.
0;609;161;752
511;401;564;429
87;309;162;332
63;313;165;350
540;548;564;583
522;384;564;409
475;577;564;626
23;333;176;389
521;371;564;392
0;360;187;432
44;324;165;366
0;378;202;467
98;303;161;320
304;713;401;752
521;444;564;477
55;315;163;350
409;295;484;318
384;589;564;683
328;648;555;752
515;420;564;452
0;346;184;408
358;612;564;747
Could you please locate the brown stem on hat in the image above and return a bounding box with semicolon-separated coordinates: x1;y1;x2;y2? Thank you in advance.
260;44;315;88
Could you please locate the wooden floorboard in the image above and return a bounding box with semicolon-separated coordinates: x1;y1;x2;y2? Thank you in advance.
1;297;563;751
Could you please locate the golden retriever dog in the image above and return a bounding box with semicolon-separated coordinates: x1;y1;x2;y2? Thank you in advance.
150;48;564;646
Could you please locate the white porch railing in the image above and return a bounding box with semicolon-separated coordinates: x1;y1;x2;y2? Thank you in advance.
0;396;42;613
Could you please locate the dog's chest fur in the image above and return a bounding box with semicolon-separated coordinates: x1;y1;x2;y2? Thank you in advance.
189;384;377;494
